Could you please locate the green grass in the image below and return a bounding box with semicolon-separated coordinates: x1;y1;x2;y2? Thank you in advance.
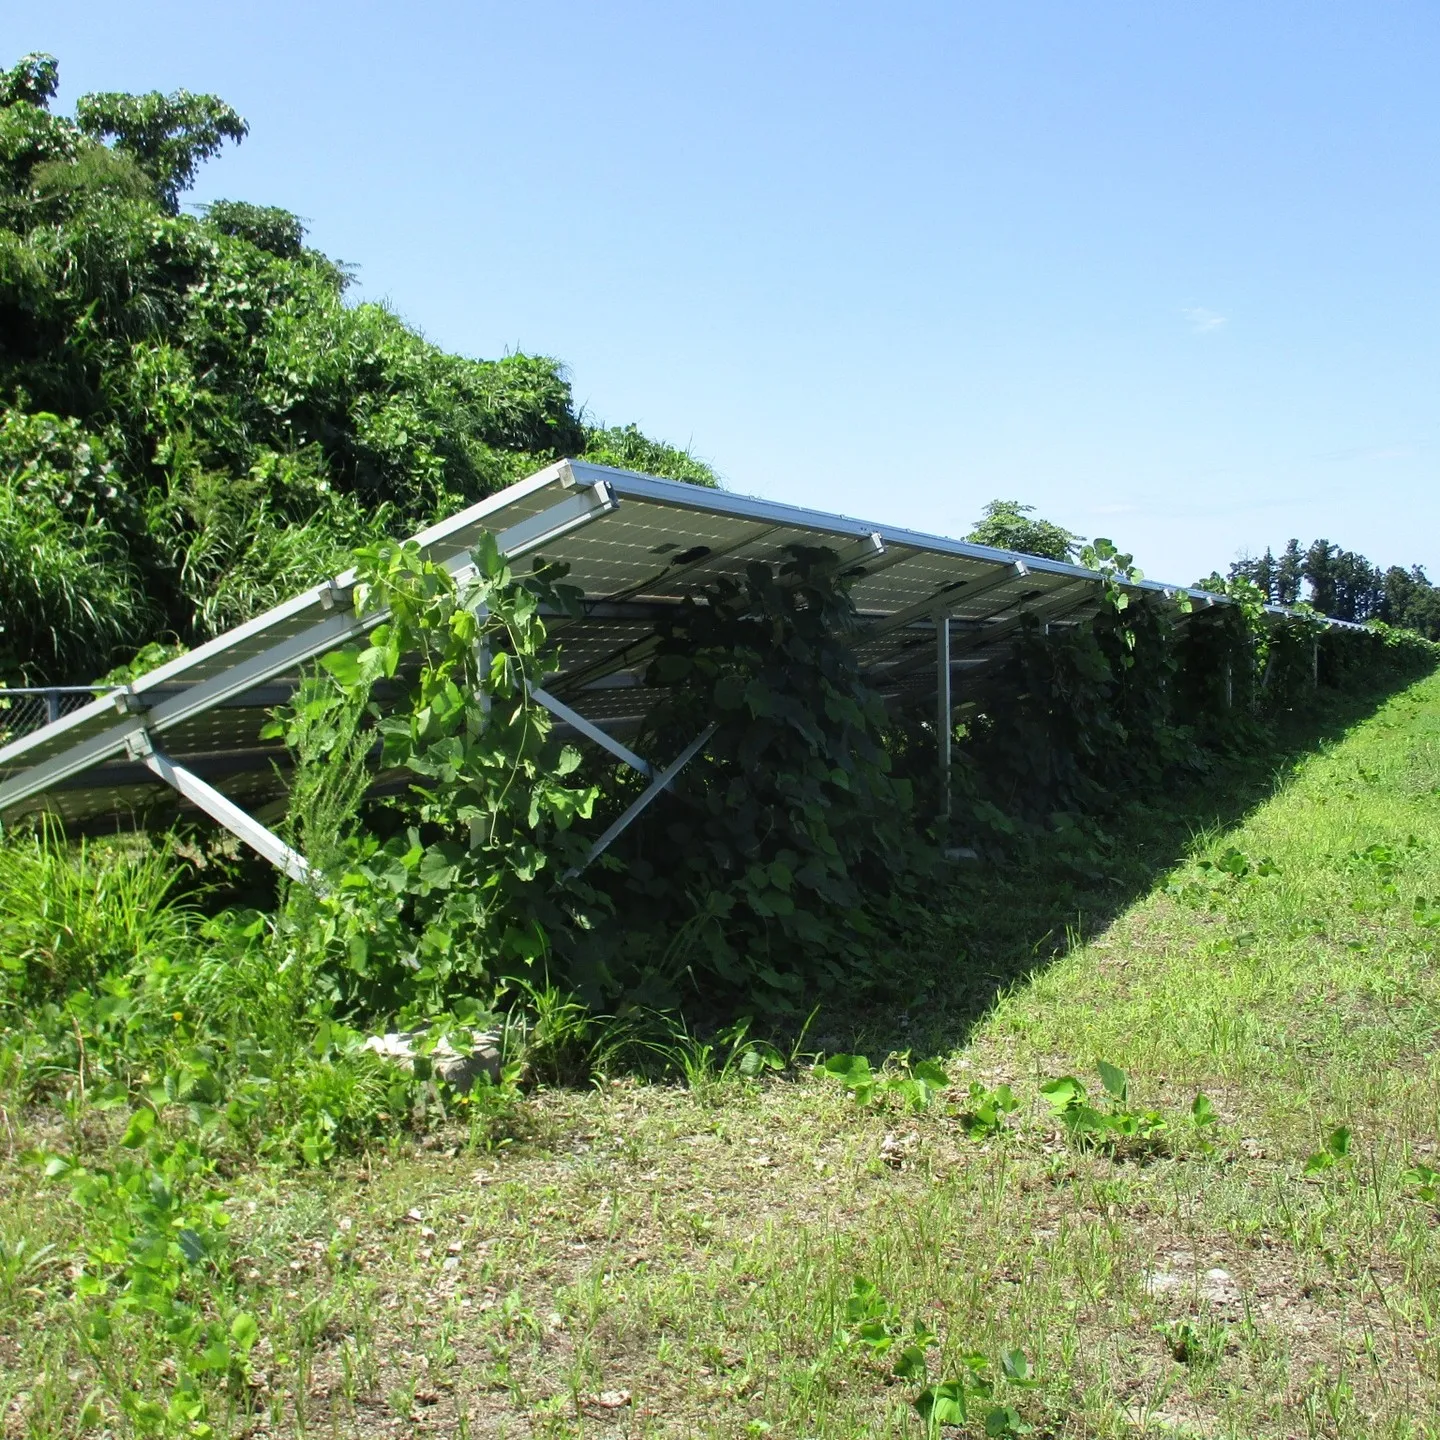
6;673;1440;1436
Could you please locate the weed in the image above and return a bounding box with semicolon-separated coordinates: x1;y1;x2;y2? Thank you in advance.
1161;1318;1228;1368
1402;1162;1439;1203
822;1051;950;1112
1305;1125;1355;1176
1210;845;1279;880
915;1347;1039;1437
959;1080;1020;1139
1039;1065;1168;1155
23;1108;260;1434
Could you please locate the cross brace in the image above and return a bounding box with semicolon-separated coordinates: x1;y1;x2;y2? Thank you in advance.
568;722;719;876
528;686;653;778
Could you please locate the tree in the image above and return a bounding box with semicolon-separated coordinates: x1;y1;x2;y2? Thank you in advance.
1229;547;1277;602
0;52;58;109
75;87;248;213
0;54;79;198
1304;539;1338;615
203;200;306;259
0;53;715;683
966;500;1081;562
1276;539;1303;605
1382;565;1440;639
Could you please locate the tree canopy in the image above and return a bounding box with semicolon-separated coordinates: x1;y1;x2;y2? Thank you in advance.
1231;539;1440;636
965;499;1081;562
0;53;716;684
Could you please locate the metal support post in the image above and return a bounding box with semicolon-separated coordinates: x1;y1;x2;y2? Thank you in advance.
935;609;951;824
128;732;316;887
1312;638;1320;689
568;723;718;875
1224;662;1233;709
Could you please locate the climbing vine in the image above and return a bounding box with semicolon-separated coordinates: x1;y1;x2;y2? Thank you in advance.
267;534;603;1016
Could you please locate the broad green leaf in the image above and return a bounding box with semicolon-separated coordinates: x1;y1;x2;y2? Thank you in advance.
320;647;364;687
177;1227;207;1263
915;1380;968;1427
986;1404;1033;1436
1097;1061;1128;1102
120;1107;156;1148
824;1054;872;1087
1039;1075;1084;1112
230;1311;259;1351
1000;1348;1037;1386
893;1342;930;1380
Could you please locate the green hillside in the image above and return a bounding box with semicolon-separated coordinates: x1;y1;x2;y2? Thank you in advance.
0;53;714;686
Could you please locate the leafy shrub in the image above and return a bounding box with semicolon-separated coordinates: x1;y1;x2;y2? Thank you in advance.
1039;1064;1169;1156
29;1112;260;1435
0;54;712;681
822;1052;950;1112
265;533;602;1015
0;410;158;680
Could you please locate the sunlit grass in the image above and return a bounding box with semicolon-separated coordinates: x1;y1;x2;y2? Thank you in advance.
5;676;1440;1436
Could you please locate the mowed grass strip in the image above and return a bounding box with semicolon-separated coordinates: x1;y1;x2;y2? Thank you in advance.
6;674;1440;1438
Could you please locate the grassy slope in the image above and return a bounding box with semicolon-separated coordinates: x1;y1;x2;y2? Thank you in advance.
7;673;1440;1438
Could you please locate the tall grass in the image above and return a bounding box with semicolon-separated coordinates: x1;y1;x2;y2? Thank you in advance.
0;821;198;1004
0;479;155;683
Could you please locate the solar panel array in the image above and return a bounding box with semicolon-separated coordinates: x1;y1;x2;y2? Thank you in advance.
0;459;1267;830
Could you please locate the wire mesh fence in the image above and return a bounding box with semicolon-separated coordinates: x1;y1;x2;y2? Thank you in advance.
0;688;119;748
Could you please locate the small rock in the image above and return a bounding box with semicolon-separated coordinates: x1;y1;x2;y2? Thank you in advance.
1200;1267;1240;1304
595;1389;631;1409
879;1131;919;1168
364;1027;502;1091
1145;1270;1183;1295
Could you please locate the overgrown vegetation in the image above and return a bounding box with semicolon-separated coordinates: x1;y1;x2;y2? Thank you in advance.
0;53;715;685
7;653;1440;1436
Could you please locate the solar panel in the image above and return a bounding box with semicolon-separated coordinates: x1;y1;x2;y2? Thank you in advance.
0;459;1305;858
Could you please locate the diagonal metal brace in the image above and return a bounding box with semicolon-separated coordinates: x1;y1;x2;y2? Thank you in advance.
528;686;652;778
128;731;317;888
568;722;718;876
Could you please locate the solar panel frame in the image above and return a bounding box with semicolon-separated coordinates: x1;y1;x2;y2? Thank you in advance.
0;457;1345;837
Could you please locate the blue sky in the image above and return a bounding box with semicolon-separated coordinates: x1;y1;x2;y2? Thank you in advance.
14;2;1440;585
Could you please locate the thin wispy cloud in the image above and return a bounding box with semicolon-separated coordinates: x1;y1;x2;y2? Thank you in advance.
1182;306;1227;334
1319;443;1418;464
